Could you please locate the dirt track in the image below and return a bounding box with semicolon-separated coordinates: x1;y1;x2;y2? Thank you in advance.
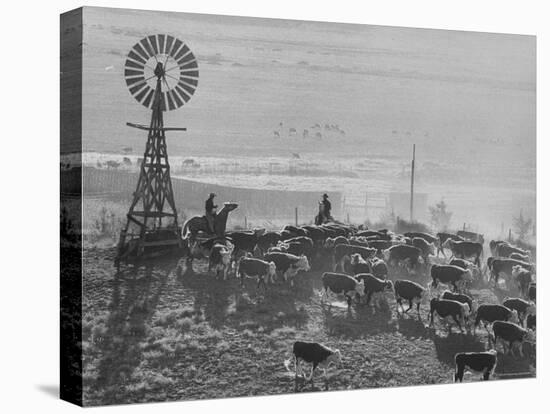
81;248;535;406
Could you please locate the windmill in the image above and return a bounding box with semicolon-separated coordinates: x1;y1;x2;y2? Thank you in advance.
116;34;199;265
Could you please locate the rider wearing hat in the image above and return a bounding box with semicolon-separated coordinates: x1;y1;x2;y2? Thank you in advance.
205;192;218;233
321;193;332;222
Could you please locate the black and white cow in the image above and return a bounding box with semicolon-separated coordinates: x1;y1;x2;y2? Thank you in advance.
443;239;483;267
354;273;393;308
474;304;519;334
286;341;342;381
429;298;470;333
430;264;473;292
369;257;388;279
403;232;438;244
254;231;282;255
496;243;530;259
436;232;464;257
236;257;277;290
492;321;535;357
333;244;376;272
441;291;475;313
394;279;427;315
350;253;371;275
263;252;310;285
490;258;533;287
454;350;497;382
383;244;422;269
208;243;232;280
502;298;536;326
412;237;435;264
321;272;365;308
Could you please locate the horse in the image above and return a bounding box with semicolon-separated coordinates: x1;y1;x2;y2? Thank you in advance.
181;202;238;243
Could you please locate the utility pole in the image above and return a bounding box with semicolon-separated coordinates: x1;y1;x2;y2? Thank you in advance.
409;144;415;222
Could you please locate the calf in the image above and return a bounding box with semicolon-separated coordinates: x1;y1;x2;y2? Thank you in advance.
333;244;376;272
454;350;497;382
431;264;472;292
443;239;483;267
208;243;232;280
394;279;427;315
441;291;474;313
321;272;365;308
512;265;532;298
350;253;371;275
429;298;469;333
474;304;519;334
355;273;393;308
236;257;277;290
287;341;342;381
502;298;536;326
263;252;310;286
492;321;535;357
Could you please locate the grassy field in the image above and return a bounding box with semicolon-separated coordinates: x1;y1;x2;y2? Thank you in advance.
81;248;535;406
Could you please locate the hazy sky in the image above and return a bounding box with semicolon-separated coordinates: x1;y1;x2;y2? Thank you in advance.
80;6;535;169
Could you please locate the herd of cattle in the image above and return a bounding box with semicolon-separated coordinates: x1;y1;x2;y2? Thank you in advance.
180;223;536;384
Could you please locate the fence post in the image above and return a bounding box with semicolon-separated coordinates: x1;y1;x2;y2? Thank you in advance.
508;228;512;241
347;212;350;224
244;216;248;229
295;207;298;226
463;222;466;231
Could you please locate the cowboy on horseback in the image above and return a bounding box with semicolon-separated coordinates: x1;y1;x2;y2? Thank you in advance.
320;193;333;223
205;192;217;233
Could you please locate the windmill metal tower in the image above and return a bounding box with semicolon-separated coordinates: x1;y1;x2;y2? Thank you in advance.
116;34;199;264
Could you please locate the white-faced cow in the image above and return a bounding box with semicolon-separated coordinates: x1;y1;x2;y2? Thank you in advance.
454;350;497;382
430;264;473;292
286;341;342;382
208;243;232;280
429;298;470;333
355;273;393;309
502;298;536;326
263;252;310;286
474;304;519;335
443;239;483;267
237;257;277;290
492;321;535;357
321;272;365;308
394;279;427;315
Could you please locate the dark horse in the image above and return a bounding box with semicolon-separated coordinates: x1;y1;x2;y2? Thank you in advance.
181;202;238;243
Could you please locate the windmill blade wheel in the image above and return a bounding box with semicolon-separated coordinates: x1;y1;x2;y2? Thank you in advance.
124;34;199;111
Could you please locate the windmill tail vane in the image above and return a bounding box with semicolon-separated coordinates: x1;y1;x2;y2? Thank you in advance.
116;34;199;265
